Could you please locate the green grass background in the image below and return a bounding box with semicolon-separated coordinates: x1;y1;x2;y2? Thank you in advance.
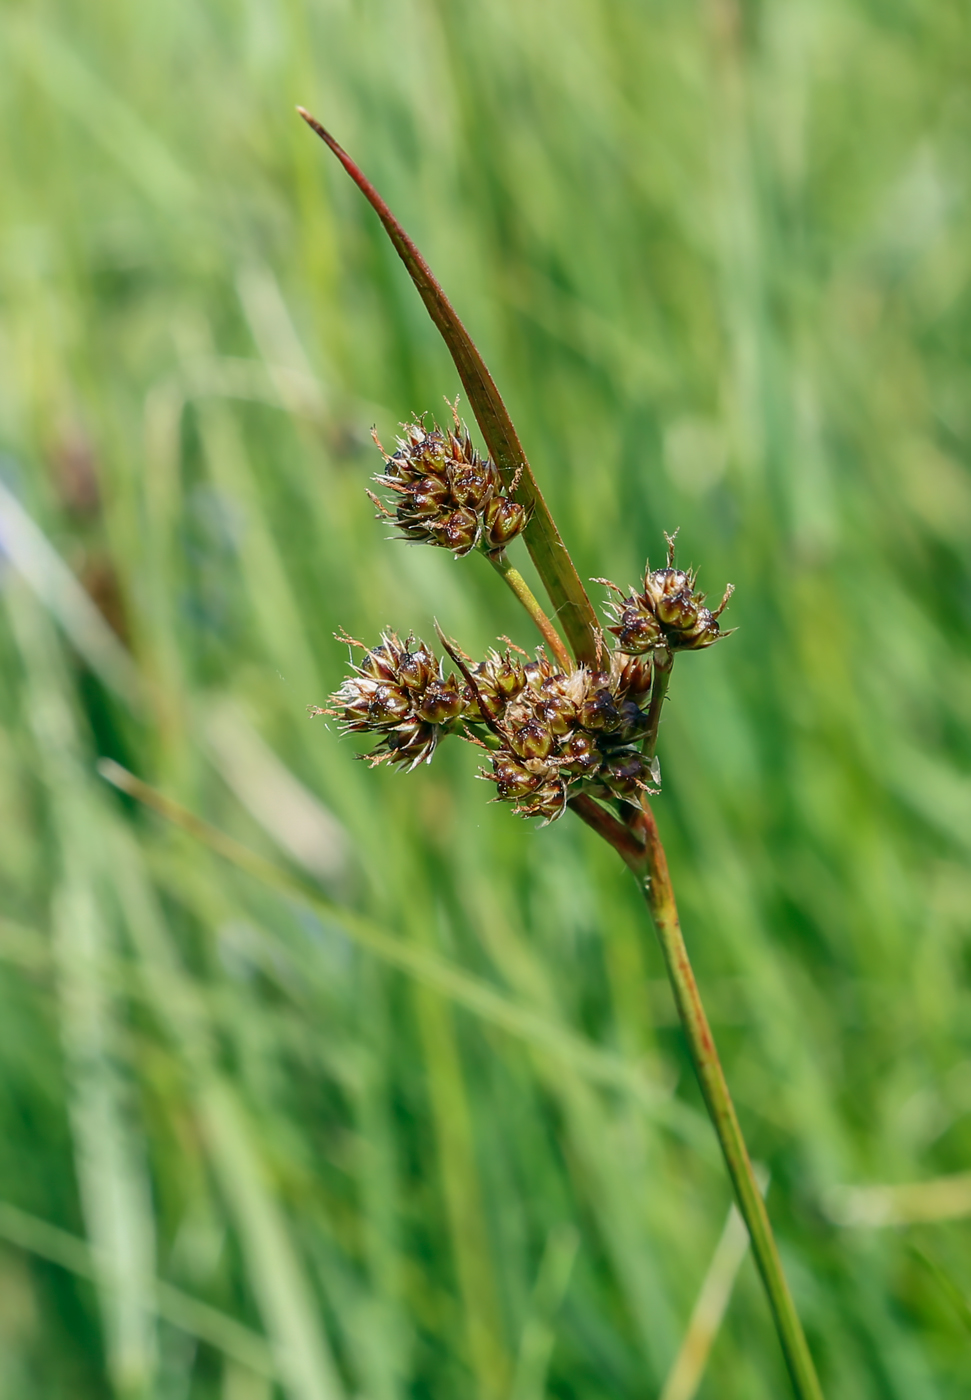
2;0;971;1395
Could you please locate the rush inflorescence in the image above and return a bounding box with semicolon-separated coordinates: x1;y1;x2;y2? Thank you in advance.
369;406;528;557
314;415;732;826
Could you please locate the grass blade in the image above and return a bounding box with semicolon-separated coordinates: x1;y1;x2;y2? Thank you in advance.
107;824;346;1400
96;759;702;1141
0;1202;277;1379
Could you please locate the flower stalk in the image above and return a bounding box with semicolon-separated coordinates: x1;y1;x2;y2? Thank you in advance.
488;552;572;673
575;796;824;1400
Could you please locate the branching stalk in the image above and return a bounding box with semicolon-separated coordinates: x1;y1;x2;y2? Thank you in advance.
489;552;572;672
299;107;823;1397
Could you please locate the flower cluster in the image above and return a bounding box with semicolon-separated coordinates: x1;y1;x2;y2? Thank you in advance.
319;634;661;823
597;532;734;655
470;648;660;821
315;630;465;771
370;413;527;557
318;472;733;824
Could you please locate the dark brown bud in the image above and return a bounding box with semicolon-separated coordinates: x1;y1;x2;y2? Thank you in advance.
516;779;568;823
482;495;527;552
510;718;554;762
403;477;452;519
610;652;654;703
491;753;540;800
330;677;375;727
579;685;622;732
449;462;497;511
535;693;576;736
523;656;556;692
397;643;438;692
381;718;440;770
488;652;528;699
610;606;663;655
358;640;404;683
600;752;657;800
367;683;413;727
558;732;600;776
432;507;481;556
387;422;451;482
415;676;465;724
462;681;500;723
669;589;735;650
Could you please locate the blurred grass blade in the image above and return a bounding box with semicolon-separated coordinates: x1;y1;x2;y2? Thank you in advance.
8;15;194;211
9;587;156;1397
409;903;509;1400
823;1173;971;1227
0;478;141;705
203;696;350;883
909;1247;971;1337
297;108;599;665
53;873;157;1399
0;1201;277;1378
659;1201;752;1400
107;822;346;1400
509;1224;578;1400
97;759;700;1138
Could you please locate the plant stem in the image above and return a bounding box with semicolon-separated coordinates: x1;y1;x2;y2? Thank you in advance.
644;647;673;762
572;795;824;1400
489;552;573;671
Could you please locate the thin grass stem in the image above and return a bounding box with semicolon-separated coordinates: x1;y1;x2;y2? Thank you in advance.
632;802;822;1399
489;552;573;670
572;794;823;1400
643;649;673;762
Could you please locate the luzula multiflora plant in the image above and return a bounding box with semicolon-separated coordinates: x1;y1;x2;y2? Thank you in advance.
300;108;824;1400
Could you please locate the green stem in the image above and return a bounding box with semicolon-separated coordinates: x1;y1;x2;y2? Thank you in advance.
572;796;824;1400
489;552;573;672
643;647;673;762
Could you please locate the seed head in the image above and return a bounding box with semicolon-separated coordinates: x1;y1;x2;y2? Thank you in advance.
598;533;734;655
463;647;528;721
473;653;656;823
371;413;528;558
321;630;467;771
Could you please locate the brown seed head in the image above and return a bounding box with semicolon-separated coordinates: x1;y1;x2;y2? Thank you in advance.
599;535;733;655
323;630;466;771
372;414;527;558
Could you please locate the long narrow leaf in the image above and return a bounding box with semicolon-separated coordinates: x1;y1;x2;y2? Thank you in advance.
297;108;600;665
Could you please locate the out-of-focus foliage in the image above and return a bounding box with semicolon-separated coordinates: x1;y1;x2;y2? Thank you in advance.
1;1;970;1396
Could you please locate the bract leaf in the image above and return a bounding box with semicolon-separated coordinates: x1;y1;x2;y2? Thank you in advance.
297;108;599;665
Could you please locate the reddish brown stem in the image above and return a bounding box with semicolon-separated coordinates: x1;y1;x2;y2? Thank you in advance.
568;794;646;865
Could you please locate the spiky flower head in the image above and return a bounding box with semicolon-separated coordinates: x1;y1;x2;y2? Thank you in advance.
318;525;732;826
316;630;466;771
598;532;734;656
370;409;528;558
468;652;660;824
